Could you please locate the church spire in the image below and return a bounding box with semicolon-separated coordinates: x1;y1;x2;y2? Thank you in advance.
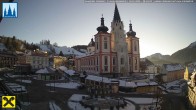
127;20;136;37
97;15;108;33
113;3;121;22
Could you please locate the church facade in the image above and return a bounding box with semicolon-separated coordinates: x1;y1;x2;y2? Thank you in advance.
75;4;140;76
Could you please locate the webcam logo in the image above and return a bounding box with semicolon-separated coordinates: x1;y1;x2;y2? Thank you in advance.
2;2;18;18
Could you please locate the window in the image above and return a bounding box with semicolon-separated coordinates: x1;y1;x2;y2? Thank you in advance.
96;42;98;50
104;41;107;49
134;41;137;51
97;57;99;65
104;56;108;65
113;57;115;65
129;58;131;65
104;66;108;72
121;57;124;65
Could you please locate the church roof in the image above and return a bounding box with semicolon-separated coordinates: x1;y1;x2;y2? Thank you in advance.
127;22;136;37
88;38;95;47
97;15;108;33
113;3;121;22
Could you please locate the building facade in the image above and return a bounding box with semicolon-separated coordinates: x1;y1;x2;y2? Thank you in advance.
26;51;49;70
75;4;140;76
188;70;196;109
161;63;184;82
0;51;17;68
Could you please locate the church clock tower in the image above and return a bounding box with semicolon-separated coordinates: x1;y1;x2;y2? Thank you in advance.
111;3;129;76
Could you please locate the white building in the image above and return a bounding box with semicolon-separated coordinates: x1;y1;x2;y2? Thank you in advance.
145;65;160;74
26;50;49;70
75;4;140;76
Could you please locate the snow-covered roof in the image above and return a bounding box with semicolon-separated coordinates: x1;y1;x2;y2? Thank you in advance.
119;80;157;88
163;64;184;72
58;66;68;72
119;80;137;88
36;68;49;74
86;75;113;83
65;70;75;76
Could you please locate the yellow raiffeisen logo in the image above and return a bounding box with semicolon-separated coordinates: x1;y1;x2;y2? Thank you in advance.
2;96;16;108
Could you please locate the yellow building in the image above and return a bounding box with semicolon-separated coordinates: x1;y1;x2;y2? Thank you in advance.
53;56;67;68
184;67;189;81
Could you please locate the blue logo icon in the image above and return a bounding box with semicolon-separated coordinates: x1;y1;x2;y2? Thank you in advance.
2;3;18;18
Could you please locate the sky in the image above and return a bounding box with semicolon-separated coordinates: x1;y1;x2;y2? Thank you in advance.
0;0;196;58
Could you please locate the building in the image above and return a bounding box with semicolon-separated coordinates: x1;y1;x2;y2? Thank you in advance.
0;43;7;51
188;70;196;109
26;50;49;71
184;67;189;81
161;63;184;82
84;75;119;97
36;67;61;80
75;4;140;76
15;51;26;64
145;65;160;74
52;56;67;68
0;51;17;68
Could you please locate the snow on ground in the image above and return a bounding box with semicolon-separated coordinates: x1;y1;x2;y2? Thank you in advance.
46;82;80;89
49;101;61;110
38;44;85;56
15;79;32;84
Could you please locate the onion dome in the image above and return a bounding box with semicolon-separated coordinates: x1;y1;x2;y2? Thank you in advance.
97;15;108;33
127;21;136;37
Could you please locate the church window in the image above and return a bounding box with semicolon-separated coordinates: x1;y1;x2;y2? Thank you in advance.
97;57;99;65
113;57;115;65
121;57;124;65
104;56;108;65
129;57;131;65
104;41;107;49
104;66;108;72
96;42;98;50
134;41;137;51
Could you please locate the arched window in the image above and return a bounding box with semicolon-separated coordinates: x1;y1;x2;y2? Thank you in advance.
121;57;124;65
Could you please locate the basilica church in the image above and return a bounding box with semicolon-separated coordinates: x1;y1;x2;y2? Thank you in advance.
75;4;140;76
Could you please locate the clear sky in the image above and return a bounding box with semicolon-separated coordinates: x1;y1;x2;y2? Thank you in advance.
0;0;196;58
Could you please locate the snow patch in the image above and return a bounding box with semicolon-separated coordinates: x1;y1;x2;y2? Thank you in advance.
46;82;80;89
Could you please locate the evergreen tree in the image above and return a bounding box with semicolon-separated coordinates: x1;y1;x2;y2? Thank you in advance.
59;51;64;56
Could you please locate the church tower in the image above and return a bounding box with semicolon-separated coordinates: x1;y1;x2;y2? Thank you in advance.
126;21;140;73
111;4;129;76
94;15;111;74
